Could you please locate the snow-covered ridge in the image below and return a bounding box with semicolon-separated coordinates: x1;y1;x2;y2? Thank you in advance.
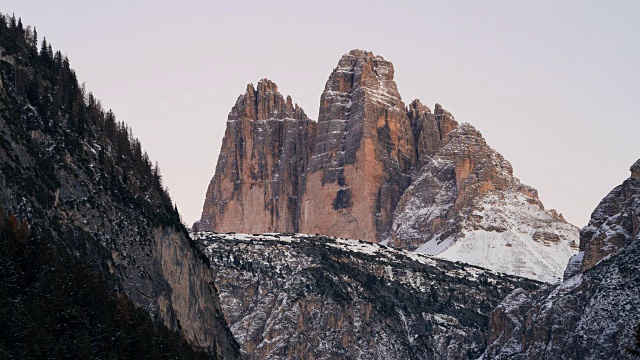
192;230;541;359
194;231;438;266
413;191;578;283
191;231;536;287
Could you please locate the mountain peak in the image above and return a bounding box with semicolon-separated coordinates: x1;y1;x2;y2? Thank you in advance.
203;50;578;281
328;49;396;90
230;79;308;121
409;99;432;114
344;48;380;59
256;78;279;94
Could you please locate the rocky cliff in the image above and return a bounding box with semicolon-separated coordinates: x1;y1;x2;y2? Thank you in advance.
300;50;416;242
193;232;540;360
0;21;239;358
482;160;640;359
563;158;640;278
197;49;578;282
196;79;316;233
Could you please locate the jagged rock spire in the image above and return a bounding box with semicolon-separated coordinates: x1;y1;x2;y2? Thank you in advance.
195;80;316;233
197;50;578;281
300;50;416;242
229;79;308;121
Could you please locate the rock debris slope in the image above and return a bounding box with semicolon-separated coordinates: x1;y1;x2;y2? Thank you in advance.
193;232;540;360
482;160;640;359
197;49;578;282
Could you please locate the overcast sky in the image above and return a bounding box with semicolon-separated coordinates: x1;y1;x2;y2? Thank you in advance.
5;0;639;228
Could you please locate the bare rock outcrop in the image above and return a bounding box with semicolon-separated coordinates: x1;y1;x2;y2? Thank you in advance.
300;50;416;242
564;159;640;278
408;100;458;168
196;79;316;233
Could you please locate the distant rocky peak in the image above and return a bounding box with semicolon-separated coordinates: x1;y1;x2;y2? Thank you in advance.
408;99;431;114
434;103;459;140
256;77;278;94
323;50;402;108
229;78;309;121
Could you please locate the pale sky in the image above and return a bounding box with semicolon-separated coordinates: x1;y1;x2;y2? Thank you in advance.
5;0;639;228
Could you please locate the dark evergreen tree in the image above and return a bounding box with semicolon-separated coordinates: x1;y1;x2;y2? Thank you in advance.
40;36;48;58
31;26;37;49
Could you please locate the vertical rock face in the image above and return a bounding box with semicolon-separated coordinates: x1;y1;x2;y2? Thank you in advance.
483;160;640;359
196;79;316;233
300;50;416;242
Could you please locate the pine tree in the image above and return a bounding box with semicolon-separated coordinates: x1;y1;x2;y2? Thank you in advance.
32;27;37;49
40;37;49;62
54;50;62;69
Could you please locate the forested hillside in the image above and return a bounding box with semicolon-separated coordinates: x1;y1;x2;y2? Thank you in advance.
0;13;239;359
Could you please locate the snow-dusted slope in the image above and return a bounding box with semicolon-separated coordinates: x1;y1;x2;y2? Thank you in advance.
392;124;579;283
192;232;541;360
414;191;578;283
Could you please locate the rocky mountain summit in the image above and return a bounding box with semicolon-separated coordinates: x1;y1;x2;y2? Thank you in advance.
192;231;540;359
299;50;416;242
197;49;578;282
195;79;316;234
391;123;579;283
482;160;640;359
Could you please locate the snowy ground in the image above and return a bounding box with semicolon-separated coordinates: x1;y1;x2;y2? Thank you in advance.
414;191;579;283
